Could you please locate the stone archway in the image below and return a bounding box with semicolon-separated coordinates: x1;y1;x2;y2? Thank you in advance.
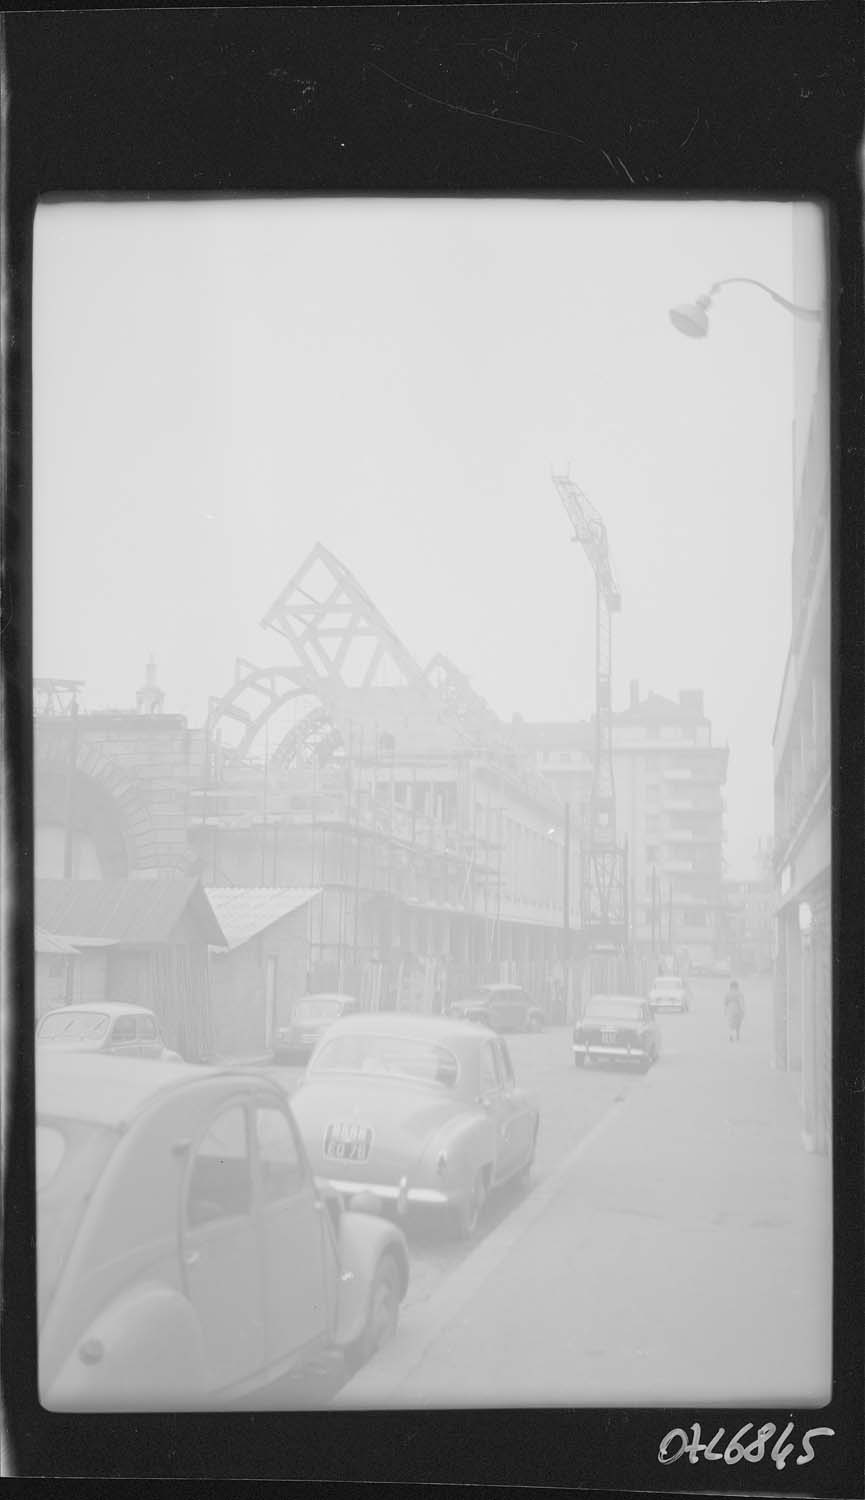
35;739;160;877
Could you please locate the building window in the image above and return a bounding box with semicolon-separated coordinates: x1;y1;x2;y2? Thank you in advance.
646;845;659;863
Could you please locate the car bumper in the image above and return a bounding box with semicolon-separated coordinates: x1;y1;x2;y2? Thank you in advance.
573;1043;649;1059
319;1175;450;1213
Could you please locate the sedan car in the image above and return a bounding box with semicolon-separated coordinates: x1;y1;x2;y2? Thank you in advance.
291;1013;540;1240
572;994;661;1072
648;975;691;1013
37;1002;182;1061
273;993;361;1063
449;983;544;1034
37;1052;409;1410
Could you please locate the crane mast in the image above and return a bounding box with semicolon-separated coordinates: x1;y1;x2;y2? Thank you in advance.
552;473;628;946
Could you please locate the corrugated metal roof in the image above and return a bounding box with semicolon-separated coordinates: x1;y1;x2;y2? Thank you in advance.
36;878;226;947
34;927;79;956
205;887;320;951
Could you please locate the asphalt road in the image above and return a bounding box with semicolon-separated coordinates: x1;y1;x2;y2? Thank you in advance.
263;975;755;1318
250;973;767;1405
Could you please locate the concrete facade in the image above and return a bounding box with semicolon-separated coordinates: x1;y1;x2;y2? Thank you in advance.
772;204;831;1155
34;709;200;879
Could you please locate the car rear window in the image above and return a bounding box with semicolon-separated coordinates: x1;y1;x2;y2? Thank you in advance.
584;998;643;1022
654;979;683;990
37;1011;110;1041
310;1033;459;1087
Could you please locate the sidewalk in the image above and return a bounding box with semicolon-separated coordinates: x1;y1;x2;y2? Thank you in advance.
336;1018;832;1409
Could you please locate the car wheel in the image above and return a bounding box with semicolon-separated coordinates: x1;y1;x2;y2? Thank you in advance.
453;1170;488;1240
346;1252;401;1373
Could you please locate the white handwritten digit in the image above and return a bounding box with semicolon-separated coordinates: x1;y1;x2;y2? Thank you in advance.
770;1421;796;1470
657;1428;689;1464
686;1423;707;1463
797;1427;835;1465
723;1424;753;1463
702;1427;726;1461
743;1423;776;1463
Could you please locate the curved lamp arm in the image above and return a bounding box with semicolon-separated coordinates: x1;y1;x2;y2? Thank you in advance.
708;277;823;322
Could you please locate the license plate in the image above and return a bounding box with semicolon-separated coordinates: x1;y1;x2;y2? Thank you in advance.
323;1122;373;1163
601;1029;617;1044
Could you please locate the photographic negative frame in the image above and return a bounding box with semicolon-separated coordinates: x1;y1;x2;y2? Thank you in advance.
2;3;863;1494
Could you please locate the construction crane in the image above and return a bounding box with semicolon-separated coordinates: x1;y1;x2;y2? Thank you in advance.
552;472;628;947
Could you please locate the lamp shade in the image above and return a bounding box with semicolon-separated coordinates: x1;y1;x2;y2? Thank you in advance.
669;301;710;338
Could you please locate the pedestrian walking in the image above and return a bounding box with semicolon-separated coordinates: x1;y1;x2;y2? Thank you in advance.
723;980;744;1042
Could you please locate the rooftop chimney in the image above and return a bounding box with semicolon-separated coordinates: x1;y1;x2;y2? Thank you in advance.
136;656;165;715
629;679;639;710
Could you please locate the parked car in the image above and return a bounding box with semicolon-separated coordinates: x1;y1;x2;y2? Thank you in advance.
291;1013;540;1239
572;994;661;1072
37;1002;183;1061
273;993;361;1063
449;983;544;1033
37;1052;409;1410
648;975;691;1013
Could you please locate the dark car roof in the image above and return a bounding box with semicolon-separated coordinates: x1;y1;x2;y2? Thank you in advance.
473;984;524;995
37;1053;276;1129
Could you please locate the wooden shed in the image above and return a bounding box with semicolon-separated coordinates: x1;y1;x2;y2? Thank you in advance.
35;877;225;1060
205;887;320;1059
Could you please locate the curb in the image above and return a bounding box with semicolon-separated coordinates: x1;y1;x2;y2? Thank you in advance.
333;1094;627;1407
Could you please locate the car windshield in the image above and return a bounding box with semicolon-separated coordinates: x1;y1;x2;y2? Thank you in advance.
653;979;683;991
584;998;643;1022
36;1118;119;1320
294;998;344;1021
310;1033;459;1087
37;1011;110;1041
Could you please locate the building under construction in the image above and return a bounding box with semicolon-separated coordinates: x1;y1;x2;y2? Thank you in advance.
192;544;577;1015
32;545;582;1027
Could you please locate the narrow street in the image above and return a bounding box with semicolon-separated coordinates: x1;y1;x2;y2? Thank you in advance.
333;972;831;1409
268;975;765;1315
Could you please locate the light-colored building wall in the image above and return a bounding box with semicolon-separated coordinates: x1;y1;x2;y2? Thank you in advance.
773;201;830;1155
513;685;728;965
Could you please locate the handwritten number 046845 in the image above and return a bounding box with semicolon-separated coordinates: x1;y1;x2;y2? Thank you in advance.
658;1422;834;1469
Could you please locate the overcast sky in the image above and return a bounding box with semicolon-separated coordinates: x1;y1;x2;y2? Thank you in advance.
34;198;822;879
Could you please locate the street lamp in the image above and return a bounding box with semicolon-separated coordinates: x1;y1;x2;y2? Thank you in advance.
669;277;823;338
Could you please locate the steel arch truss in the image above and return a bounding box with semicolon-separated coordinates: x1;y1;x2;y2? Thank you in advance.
206;660;343;768
261;542;424;691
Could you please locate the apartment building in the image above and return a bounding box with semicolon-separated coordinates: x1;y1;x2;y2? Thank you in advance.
513;681;728;966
